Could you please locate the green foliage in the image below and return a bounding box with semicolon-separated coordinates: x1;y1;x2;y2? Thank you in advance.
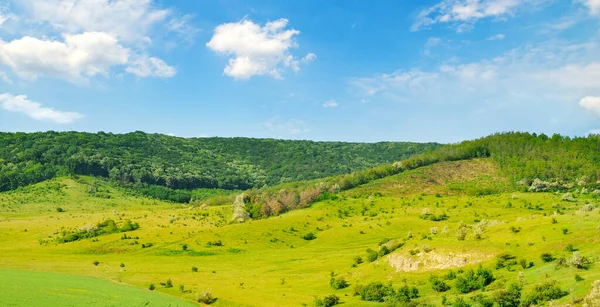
354;282;395;302
191;266;198;272
314;295;340;307
494;283;522;307
496;253;517;269
164;279;173;288
329;277;349;290
93;261;99;266
429;276;450;292
540;253;555;263
420;212;449;221
148;284;155;291
366;249;378;262
198;290;215;305
0;131;438;193
455;267;495;294
521;281;568;306
56;219;139;243
302;233;317;241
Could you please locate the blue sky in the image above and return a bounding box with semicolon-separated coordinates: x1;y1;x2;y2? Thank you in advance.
0;0;599;143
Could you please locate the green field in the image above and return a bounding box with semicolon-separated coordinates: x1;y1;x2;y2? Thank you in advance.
0;159;599;306
0;270;196;306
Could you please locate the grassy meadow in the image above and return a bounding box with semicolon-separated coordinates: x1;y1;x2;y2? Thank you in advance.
0;159;599;306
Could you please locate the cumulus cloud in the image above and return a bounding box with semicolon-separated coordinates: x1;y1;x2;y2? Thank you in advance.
126;56;176;78
322;100;338;108
0;32;129;83
303;52;317;63
412;0;534;31
580;96;600;116
207;18;309;80
0;93;83;123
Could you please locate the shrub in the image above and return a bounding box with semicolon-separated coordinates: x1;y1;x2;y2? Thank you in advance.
192;266;198;272
455;267;495;294
165;279;173;288
445;270;457;280
56;207;65;212
470;294;494;307
392;285;419;303
378;246;390;257
355;282;394;302
519;259;527;269
562;228;569;235
198;290;215;305
93;260;100;266
540;253;555;263
120;263;125;268
565;244;577;252
494;283;521;307
521;281;568;306
366;249;378;262
496;253;517;269
314;294;340;307
561;193;574;201
302;233;317;241
148;284;155;291
429;276;450;292
575;274;584;282
182;244;188;251
571;252;590;269
329;277;349;290
584;280;600;306
456;227;468;241
354;256;363;265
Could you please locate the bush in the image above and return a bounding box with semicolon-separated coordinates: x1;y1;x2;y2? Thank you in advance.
192;266;198;272
93;260;100;266
329;277;349;290
120;263;125;268
445;270;457;280
378;246;390;257
455;267;495;294
429;276;450;292
540;253;555;263
571;252;590;269
165;279;173;288
494;283;521;307
496;253;517;269
565;244;577;252
392;285;419;303
182;244;188;251
314;295;340;307
198;290;215;305
355;282;394;302
302;232;317;241
148;284;155;291
56;207;65;212
521;281;568;306
354;256;363;265
366;249;378;262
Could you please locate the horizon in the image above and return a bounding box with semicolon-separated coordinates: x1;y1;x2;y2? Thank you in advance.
1;0;600;143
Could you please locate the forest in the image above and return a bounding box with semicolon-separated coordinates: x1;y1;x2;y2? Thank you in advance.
0;131;439;194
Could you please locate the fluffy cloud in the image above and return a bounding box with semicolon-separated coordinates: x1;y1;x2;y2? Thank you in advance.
580;96;600;116
413;0;531;31
0;93;83;123
578;0;600;15
0;32;128;83
207;18;312;80
323;100;338;108
15;0;177;43
303;53;317;63
126;56;176;78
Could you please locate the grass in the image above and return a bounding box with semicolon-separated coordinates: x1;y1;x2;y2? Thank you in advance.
0;160;599;306
0;270;196;306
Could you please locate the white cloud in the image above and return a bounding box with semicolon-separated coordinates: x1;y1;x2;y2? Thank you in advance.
580;96;600;116
413;0;533;31
588;129;600;135
578;0;600;15
15;0;185;44
126;56;176;78
206;18;305;80
323;99;338;108
0;32;128;83
0;93;83;123
303;52;317;63
487;34;505;40
350;39;600;112
262;116;309;135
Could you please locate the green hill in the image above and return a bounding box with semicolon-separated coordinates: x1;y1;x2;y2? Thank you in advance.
0;131;439;194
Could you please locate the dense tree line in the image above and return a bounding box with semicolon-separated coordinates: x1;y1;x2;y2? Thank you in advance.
243;132;600;217
0;131;439;193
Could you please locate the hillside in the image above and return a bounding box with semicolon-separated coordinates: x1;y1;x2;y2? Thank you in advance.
0;131;440;193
